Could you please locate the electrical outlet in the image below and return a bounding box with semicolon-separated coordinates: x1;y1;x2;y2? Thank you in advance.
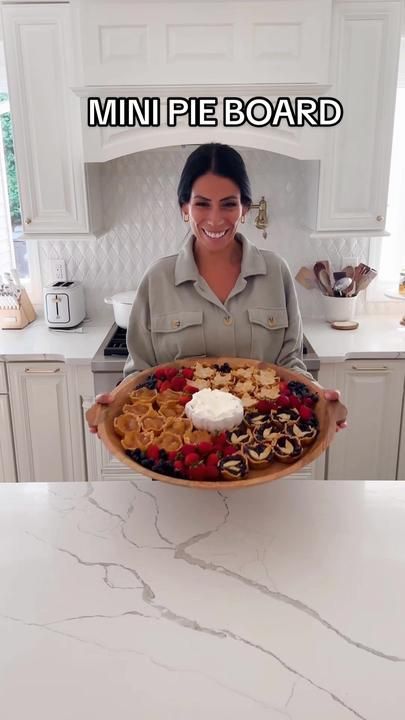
50;259;67;282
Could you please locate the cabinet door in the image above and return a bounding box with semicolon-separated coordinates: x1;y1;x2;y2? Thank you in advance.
2;4;89;233
397;393;405;480
7;362;74;482
0;396;17;483
317;1;401;232
327;360;404;480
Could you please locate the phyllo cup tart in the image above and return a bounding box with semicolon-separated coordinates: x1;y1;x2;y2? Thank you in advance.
141;414;167;434
218;453;249;480
158;402;185;418
129;387;157;404
271;408;300;430
121;430;154;451
291;419;319;446
113;413;141;437
245;442;275;468
244;410;271;428
157;432;183;453
226;424;253;447
164;416;193;437
273;434;303;464
253;423;281;445
122;401;151;418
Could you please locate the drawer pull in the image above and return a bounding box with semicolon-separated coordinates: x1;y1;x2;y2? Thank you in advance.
351;365;389;372
24;368;61;374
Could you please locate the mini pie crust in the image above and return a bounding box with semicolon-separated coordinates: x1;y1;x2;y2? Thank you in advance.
157;432;182;453
156;389;182;405
245;442;275;468
291;421;318;446
244;411;271;428
122;401;151;418
253;423;281;445
121;430;154;451
193;362;215;379
129;388;157;404
273;434;303;463
219;453;249;480
164;416;193;436
113;413;141;437
226;425;253;446
142;415;167;433
184;429;212;444
158;402;185;418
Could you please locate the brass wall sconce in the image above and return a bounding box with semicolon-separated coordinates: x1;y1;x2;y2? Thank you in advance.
250;196;269;239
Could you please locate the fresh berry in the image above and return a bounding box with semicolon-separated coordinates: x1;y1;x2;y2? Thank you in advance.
146;445;160;461
165;367;178;380
170;375;187;391
215;432;227;447
204;465;220;480
184;384;198;395
279;381;290;394
184;452;200;466
181;367;194;379
206;452;220;466
159;380;172;392
178;394;192;405
288;395;301;409
155;368;168;380
167;451;178;462
223;444;238;456
299;405;314;421
277;395;291;408
188;464;207;481
174;459;185;472
197;441;214;456
302;397;315;408
256;400;273;413
181;443;197;456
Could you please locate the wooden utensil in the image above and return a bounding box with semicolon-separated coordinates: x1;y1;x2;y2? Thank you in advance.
295;267;318;290
86;357;345;490
314;262;333;295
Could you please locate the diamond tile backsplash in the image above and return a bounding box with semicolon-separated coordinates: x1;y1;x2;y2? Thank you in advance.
38;146;369;318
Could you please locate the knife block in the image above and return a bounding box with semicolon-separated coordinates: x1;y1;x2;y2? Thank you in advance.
0;289;36;329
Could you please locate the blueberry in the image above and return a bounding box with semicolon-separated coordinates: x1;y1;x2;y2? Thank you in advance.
141;458;154;469
159;449;168;460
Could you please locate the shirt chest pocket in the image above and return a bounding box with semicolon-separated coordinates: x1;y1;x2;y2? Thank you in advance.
151;311;206;363
248;307;288;360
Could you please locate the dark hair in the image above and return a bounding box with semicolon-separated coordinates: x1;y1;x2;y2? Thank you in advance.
177;143;252;208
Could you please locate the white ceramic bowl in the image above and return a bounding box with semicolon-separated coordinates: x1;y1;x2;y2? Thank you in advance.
104;291;136;328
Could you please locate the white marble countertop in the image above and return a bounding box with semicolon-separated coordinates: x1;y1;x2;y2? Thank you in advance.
1;479;404;720
0;311;113;364
303;314;405;362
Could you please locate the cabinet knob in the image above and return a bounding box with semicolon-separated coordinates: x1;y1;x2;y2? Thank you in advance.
25;218;32;225
376;215;384;222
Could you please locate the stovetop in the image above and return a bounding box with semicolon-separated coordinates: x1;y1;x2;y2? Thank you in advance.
91;324;320;375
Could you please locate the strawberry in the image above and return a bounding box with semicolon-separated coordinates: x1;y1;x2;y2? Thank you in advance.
204;465;220;480
181;367;194;379
146;444;160;461
170;375;187;391
256;400;273;413
206;452;220;466
299;405;314;421
165;367;178;380
188;464;207;481
178;394;192;405
197;441;214;456
184;452;200;466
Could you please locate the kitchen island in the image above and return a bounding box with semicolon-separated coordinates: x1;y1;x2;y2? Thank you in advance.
1;480;404;719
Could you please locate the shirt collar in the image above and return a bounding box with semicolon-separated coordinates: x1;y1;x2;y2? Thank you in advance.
174;233;267;286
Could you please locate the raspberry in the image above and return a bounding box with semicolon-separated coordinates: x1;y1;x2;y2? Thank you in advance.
184;384;198;395
299;405;314;421
165;367;178;380
288;395;301;409
204;465;220;480
302;397;315;408
146;445;160;461
159;380;172;393
277;394;291;408
197;441;214;456
174;459;185;472
181;367;194;379
223;444;238;456
178;394;192;405
215;432;227;447
256;400;273;413
188;464;207;481
155;368;168;380
184;452;200;466
170;375;187;391
279;381;290;395
181;443;197;456
206;452;220;466
168;451;178;462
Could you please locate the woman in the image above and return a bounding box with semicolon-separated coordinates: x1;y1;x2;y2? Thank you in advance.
90;143;347;433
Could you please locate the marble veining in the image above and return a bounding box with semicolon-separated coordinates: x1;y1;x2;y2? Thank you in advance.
1;479;405;719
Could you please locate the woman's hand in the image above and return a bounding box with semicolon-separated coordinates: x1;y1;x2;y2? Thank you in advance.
87;393;113;435
324;389;348;432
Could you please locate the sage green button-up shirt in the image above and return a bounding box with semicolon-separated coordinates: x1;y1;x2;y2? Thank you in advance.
124;233;312;379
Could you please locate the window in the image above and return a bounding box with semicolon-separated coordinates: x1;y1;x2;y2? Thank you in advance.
369;38;405;299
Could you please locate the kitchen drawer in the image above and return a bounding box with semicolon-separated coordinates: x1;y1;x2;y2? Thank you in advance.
0;363;7;394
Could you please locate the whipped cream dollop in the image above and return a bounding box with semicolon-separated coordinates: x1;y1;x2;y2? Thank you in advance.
185;388;244;432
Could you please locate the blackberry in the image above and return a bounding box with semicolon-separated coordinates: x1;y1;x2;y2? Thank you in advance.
219;362;231;373
141;458;154;469
159;449;168;460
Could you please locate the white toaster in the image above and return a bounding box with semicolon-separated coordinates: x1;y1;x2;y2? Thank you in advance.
43;281;86;328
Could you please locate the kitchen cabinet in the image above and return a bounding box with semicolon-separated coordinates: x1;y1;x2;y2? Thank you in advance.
315;0;402;234
396;392;405;481
7;361;75;482
319;359;405;480
1;3;92;234
0;363;17;483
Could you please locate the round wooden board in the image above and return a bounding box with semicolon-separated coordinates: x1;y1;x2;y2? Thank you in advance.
87;357;342;490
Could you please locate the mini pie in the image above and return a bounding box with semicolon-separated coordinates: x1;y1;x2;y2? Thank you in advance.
194;362;215;379
188;378;211;390
164;416;193;436
244;411;271;428
113;413;141;437
129;388;157;404
121;430;154;451
219;453;249;480
159;402;185;418
272;408;300;429
245;442;275;468
253;423;281;445
226;424;253;446
142;415;167;433
211;373;232;389
273;434;303;463
291;420;318;446
157;432;182;453
240;393;258;409
256;369;278;386
232;366;255;380
156;389;182;405
122;401;151;418
233;379;255;396
254;385;280;400
184;429;213;444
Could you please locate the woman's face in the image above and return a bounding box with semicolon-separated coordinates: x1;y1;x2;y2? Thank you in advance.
182;172;248;253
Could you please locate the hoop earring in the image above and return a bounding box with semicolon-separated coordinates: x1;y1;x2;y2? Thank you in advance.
240;215;245;224
183;213;189;222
